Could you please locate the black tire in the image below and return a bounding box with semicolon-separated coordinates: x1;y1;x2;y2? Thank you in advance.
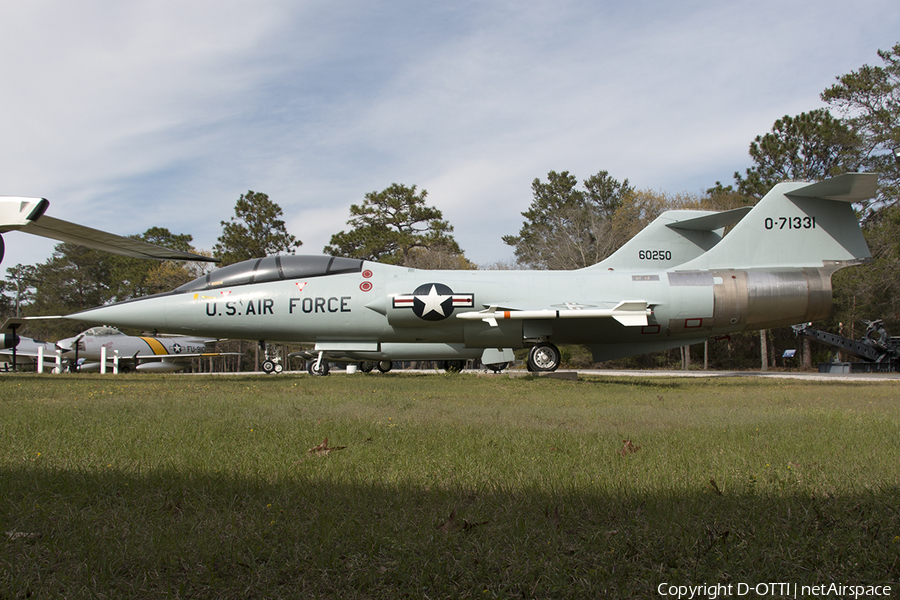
307;360;330;376
359;362;374;373
262;360;276;374
527;343;561;372
444;360;465;373
377;360;392;373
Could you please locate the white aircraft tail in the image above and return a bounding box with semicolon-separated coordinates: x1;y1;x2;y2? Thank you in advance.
675;173;875;271
0;197;50;233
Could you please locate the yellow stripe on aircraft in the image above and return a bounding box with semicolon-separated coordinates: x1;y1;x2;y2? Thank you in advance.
140;337;169;355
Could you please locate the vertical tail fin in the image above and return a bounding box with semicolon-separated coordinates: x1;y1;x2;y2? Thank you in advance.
583;207;750;272
676;173;876;271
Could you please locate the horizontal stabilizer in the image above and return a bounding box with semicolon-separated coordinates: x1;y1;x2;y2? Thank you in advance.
785;172;878;202
0;318;26;333
665;206;751;231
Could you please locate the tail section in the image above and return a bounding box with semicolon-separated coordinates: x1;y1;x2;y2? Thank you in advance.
584;207;750;272
676;173;875;271
0;197;49;233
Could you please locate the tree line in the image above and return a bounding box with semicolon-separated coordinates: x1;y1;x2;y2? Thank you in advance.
3;43;898;370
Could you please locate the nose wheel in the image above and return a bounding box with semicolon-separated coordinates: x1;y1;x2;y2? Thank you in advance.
527;343;560;372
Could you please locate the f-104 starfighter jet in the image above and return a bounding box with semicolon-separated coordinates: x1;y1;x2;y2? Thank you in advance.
65;173;877;374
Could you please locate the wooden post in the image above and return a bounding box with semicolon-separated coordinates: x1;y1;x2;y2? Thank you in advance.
760;329;768;372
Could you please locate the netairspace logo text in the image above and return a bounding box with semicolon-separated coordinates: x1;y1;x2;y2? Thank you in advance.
657;582;892;599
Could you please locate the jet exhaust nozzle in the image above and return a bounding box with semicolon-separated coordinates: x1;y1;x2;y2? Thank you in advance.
1;332;19;349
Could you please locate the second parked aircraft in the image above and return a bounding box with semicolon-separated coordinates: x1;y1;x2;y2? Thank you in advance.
56;326;229;373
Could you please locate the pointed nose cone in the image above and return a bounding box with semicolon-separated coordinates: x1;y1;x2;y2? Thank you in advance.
68;295;170;331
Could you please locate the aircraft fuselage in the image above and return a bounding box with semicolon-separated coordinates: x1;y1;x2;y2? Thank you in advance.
70;260;835;363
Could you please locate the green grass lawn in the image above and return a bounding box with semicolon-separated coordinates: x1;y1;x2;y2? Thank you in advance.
1;373;898;598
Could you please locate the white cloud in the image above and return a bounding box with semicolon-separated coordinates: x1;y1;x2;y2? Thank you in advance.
1;0;898;269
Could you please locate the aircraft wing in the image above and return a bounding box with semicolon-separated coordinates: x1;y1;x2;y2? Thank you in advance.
0;196;217;262
0;348;58;366
456;301;652;327
21;215;216;262
0;348;41;358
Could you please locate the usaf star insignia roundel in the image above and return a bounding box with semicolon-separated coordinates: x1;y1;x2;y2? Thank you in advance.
392;283;475;321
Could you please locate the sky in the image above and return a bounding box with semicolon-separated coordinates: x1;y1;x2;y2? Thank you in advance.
1;0;898;270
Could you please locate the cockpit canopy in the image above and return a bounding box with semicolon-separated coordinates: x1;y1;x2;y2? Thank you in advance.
79;326;124;337
175;255;364;293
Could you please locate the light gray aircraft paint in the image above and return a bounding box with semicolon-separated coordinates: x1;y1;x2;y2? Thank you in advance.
56;326;223;373
66;174;877;374
0;196;216;263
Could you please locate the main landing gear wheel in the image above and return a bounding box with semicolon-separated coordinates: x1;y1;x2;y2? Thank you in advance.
377;361;392;373
259;341;283;374
358;362;375;373
442;360;465;373
307;360;330;376
262;360;283;374
527;343;561;372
